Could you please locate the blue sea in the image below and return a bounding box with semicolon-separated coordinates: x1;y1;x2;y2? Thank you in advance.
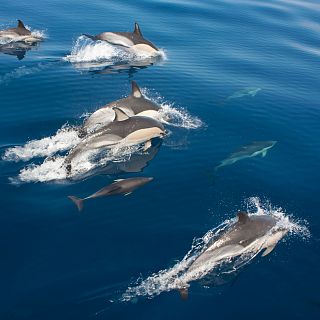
1;0;319;319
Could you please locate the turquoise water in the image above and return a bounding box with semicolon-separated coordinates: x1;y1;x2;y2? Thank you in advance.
0;0;319;319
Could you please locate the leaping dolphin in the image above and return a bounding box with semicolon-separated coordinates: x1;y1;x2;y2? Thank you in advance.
83;22;159;56
80;81;161;136
68;177;153;211
0;20;42;44
65;109;166;173
214;141;277;171
178;211;288;299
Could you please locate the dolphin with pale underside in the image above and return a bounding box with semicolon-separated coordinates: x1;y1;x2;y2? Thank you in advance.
83;22;159;56
214;141;277;171
0;20;42;44
65;108;165;173
178;211;288;299
68;177;153;211
80;81;161;136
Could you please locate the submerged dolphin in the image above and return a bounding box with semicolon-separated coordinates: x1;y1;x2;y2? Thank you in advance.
83;22;159;56
0;20;42;43
65;109;165;173
80;81;161;136
68;177;153;211
178;211;288;299
215;141;277;171
227;87;261;100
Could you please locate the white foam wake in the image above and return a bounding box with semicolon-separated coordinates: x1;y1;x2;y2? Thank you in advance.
2;125;80;162
64;36;166;66
14;143;142;183
121;197;309;301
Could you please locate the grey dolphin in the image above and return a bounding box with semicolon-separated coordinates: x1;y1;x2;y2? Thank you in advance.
215;140;277;171
65;110;165;173
83;22;159;56
81;81;161;136
0;20;42;43
179;211;288;298
227;87;261;100
68;177;153;211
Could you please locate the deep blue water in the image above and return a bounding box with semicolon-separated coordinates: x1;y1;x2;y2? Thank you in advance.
1;0;320;319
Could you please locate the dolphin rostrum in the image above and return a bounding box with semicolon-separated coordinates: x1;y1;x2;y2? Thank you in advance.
215;141;277;171
68;177;153;211
80;81;161;136
83;22;159;56
178;211;288;299
0;20;42;43
65;110;165;173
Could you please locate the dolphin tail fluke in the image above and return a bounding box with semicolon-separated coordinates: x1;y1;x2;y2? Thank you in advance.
179;288;189;300
82;34;97;41
68;196;84;212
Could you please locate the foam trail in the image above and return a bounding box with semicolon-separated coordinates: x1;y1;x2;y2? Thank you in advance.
121;198;309;301
14;143;142;183
2;125;81;162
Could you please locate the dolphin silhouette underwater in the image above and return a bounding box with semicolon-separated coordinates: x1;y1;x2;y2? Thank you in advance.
0;20;43;44
68;177;153;211
214;141;277;172
227;87;261;100
177;211;288;299
83;22;160;56
80;81;161;136
65;109;166;174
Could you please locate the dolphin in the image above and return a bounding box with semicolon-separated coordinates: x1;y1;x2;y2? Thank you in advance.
83;22;159;56
80;81;161;136
0;20;42;44
68;177;153;211
65;109;165;173
226;87;261;100
178;211;288;299
214;141;277;171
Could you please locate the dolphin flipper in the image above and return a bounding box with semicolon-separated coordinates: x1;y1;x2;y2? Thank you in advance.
261;245;276;257
68;196;84;212
261;150;267;157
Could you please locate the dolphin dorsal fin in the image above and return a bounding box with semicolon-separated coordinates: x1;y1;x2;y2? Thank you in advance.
131;81;142;98
237;211;250;223
133;22;142;36
17;20;27;31
113;107;130;121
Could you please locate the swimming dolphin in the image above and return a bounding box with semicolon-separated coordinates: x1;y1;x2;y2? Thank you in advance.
80;81;161;136
65;109;165;173
0;20;42;43
214;141;277;171
83;22;159;56
68;177;153;211
227;87;261;100
178;211;288;299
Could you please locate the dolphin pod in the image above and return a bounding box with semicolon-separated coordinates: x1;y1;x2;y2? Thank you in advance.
2;18;297;302
83;22;159;56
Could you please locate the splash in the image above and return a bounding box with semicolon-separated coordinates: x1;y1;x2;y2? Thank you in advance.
121;198;309;301
141;88;204;130
12;143;143;183
2;125;80;162
64;36;166;67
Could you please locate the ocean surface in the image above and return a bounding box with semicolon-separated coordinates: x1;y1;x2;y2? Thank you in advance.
0;0;319;319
